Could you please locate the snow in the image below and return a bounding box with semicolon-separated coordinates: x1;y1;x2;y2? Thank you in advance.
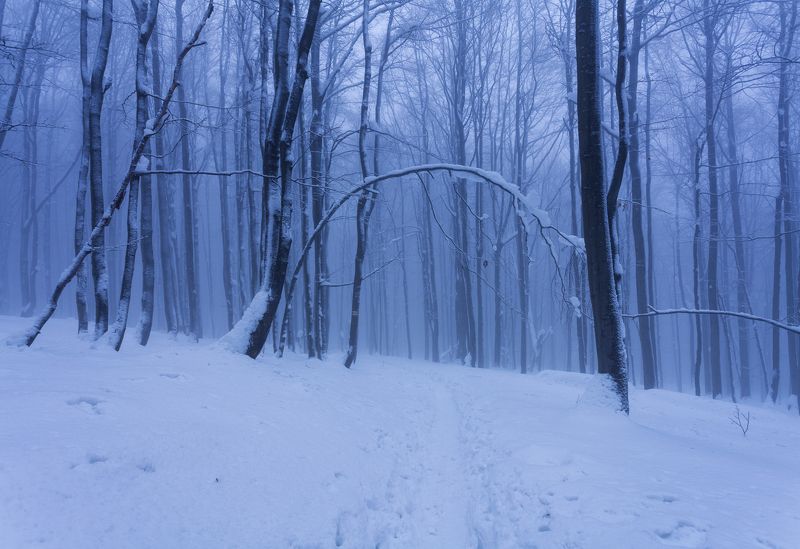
569;295;582;316
217;289;269;354
134;155;149;173
1;315;799;548
142;118;157;137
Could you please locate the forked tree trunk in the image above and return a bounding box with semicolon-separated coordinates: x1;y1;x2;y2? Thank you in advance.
108;0;159;351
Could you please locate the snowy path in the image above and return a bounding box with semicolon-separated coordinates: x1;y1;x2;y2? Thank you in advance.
1;316;799;548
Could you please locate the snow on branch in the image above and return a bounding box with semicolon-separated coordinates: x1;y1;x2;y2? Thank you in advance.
625;307;800;335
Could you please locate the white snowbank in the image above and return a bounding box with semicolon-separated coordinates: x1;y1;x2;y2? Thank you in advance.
0;316;798;548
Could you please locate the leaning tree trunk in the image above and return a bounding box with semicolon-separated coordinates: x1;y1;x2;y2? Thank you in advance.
576;0;629;412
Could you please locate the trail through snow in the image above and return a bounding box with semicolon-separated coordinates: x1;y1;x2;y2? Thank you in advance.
1;316;798;548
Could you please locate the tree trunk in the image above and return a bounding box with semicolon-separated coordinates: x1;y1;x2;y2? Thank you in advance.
74;0;91;334
176;0;202;340
88;0;113;339
724;79;751;397
108;0;159;351
626;0;658;389
150;28;180;335
576;0;629;412
703;0;722;398
343;0;374;369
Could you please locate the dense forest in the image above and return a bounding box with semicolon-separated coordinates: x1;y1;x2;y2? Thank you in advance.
2;0;799;413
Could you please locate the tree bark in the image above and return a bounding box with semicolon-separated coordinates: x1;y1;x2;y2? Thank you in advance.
343;0;374;369
626;0;658;389
108;0;159;351
176;0;203;340
88;0;114;339
576;0;629;412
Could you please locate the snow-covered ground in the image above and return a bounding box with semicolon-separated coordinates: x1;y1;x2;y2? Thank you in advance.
1;315;798;548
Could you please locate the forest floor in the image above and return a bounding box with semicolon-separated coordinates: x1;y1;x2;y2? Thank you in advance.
1;315;798;548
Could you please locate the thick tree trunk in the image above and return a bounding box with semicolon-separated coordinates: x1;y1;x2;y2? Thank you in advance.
576;0;629;412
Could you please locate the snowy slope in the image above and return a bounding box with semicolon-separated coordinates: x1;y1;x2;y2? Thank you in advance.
1;315;798;549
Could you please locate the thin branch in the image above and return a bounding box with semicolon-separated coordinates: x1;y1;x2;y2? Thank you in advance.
625;307;800;335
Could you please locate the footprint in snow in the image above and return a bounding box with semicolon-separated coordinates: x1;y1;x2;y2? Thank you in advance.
137;462;156;473
86;454;108;465
655;520;707;547
67;396;103;415
647;494;678;504
159;373;185;380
